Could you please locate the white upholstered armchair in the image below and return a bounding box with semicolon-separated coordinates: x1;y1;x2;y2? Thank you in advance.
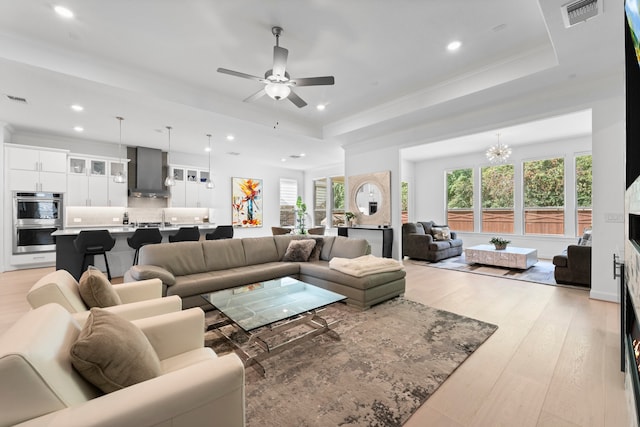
0;303;245;427
27;269;182;323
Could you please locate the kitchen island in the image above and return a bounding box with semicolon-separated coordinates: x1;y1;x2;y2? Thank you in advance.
52;224;219;280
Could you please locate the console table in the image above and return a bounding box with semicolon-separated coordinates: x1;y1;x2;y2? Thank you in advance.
337;226;393;258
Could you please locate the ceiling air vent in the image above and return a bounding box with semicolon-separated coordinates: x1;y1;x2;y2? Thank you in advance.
5;94;28;104
561;0;602;28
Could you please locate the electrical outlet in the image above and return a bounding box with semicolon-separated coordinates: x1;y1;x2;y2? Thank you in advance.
73;218;82;223
112;217;120;222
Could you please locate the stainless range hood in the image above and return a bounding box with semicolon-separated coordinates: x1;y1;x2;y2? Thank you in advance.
128;147;170;198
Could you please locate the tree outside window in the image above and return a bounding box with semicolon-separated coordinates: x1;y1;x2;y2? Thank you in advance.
446;168;474;231
331;176;345;227
401;181;409;223
576;154;592;236
481;164;514;233
523;157;565;235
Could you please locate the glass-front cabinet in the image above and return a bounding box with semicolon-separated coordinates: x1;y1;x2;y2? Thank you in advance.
169;164;213;208
67;155;127;207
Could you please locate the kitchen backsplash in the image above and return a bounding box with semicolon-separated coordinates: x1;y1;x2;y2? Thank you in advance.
65;206;213;228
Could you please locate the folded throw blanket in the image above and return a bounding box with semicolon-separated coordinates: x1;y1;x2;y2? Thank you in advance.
329;254;403;277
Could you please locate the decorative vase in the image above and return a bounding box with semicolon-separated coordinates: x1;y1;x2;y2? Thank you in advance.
494;243;507;250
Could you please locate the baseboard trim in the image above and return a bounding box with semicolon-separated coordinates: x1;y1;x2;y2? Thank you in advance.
590;289;620;303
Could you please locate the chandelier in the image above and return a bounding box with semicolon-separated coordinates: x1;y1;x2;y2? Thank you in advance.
485;133;512;164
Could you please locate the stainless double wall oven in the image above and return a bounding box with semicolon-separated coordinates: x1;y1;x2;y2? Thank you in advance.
13;192;63;254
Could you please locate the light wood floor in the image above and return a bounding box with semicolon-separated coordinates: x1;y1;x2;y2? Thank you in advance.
0;263;630;426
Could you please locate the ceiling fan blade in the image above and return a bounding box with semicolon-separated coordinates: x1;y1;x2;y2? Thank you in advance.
272;46;288;79
243;88;267;103
287;90;307;108
289;76;335;87
217;68;265;83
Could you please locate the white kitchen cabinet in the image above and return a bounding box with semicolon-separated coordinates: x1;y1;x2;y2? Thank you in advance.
170;165;212;208
6;145;67;192
108;160;128;206
67;155;125;206
168;166;213;207
169;167;187;207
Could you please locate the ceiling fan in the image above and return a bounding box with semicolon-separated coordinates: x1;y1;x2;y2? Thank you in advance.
217;26;335;108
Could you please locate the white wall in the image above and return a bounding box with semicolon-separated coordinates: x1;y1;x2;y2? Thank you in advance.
344;145;402;259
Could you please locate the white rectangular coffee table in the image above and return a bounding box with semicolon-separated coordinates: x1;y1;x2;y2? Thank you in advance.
465;244;538;269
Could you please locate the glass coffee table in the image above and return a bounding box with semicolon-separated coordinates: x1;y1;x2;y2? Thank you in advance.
201;277;346;374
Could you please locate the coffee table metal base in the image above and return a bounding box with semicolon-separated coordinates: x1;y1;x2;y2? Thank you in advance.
208;308;341;375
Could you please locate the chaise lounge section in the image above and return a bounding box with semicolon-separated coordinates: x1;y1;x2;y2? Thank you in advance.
124;235;406;310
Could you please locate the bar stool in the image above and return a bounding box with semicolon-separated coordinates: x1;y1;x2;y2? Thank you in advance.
205;225;234;240
168;226;200;242
73;230;116;280
127;228;163;265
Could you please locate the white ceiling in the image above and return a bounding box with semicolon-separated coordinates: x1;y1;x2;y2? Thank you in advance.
0;0;620;169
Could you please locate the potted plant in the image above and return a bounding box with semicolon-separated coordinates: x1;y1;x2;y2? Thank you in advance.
489;236;511;250
295;196;307;234
345;211;356;226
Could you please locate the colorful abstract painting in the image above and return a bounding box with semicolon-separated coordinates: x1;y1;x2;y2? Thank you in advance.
232;177;263;227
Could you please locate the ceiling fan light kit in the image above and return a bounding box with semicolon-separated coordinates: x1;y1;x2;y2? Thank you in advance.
217;26;335;108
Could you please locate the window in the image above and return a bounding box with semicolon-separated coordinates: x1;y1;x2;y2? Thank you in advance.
279;178;297;226
523;157;565;235
446;168;474;231
401;181;409;224
576;154;592;236
331;176;345;227
313;178;327;226
481;164;514;233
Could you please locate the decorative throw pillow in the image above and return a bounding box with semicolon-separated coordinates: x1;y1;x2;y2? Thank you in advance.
578;228;592;246
283;239;316;262
78;266;122;308
431;226;452;241
70;307;161;394
307;237;325;262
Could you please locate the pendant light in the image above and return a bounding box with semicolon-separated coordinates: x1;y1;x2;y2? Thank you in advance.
113;116;126;183
164;126;175;186
205;133;215;189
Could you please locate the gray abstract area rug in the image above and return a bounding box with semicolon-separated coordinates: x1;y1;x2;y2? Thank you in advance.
205;298;497;427
417;253;561;287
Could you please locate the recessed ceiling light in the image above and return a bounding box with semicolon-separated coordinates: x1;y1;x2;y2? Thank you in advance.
316;104;326;111
54;5;74;19
70;104;83;112
204;147;211;152
300;153;306;157
73;126;84;132
226;134;235;141
447;41;462;51
281;158;287;162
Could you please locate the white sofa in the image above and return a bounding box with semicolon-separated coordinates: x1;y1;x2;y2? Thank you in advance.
27;269;182;323
0;303;245;427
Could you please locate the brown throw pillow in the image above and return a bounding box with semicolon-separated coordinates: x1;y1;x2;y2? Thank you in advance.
283;239;316;262
308;237;325;261
70;307;162;394
78;266;122;308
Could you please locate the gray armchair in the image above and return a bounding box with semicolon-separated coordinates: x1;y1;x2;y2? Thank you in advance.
552;245;591;287
402;221;463;262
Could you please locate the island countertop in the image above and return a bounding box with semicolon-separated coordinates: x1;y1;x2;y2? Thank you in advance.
52;224;218;236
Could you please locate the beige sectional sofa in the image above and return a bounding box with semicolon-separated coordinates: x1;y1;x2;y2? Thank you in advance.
123;235;406;310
